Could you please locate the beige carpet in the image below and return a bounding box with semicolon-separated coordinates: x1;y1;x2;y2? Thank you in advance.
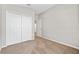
1;36;79;54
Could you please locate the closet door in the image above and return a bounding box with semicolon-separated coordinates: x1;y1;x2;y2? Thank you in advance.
6;11;21;46
22;16;32;41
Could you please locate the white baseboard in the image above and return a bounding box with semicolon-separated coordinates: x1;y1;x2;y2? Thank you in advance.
1;45;7;48
0;45;7;51
39;35;79;50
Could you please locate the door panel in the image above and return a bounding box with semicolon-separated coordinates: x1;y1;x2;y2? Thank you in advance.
6;11;21;46
22;16;32;41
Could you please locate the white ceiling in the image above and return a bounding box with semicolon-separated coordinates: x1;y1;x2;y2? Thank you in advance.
27;4;55;14
17;4;55;14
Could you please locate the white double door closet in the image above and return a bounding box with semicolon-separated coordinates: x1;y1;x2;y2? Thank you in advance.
5;11;33;46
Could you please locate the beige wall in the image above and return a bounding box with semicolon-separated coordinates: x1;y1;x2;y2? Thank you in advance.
39;5;79;48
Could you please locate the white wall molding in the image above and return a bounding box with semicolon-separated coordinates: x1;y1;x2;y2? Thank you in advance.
39;35;79;50
1;45;7;48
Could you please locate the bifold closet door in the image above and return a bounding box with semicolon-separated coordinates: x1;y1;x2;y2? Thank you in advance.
22;16;32;41
6;11;21;46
